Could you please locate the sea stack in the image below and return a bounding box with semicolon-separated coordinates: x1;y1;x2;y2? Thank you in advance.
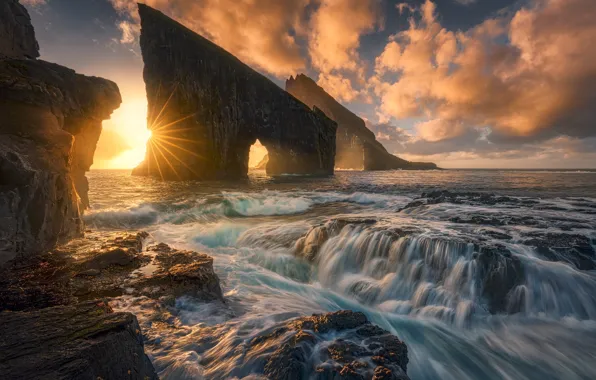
0;0;122;265
286;74;437;170
132;4;337;180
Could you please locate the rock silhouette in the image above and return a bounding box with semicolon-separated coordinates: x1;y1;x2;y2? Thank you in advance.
0;3;121;265
132;4;337;180
286;74;437;170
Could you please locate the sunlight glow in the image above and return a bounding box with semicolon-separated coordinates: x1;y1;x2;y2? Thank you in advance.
95;98;151;169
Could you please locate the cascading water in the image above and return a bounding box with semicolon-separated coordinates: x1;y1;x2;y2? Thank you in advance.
86;169;596;380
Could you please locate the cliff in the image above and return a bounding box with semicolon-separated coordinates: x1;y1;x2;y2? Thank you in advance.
286;74;437;170
132;4;337;180
0;2;121;265
0;0;38;59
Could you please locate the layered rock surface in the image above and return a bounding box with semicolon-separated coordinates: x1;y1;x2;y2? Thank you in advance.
0;3;121;265
0;300;158;380
132;4;337;180
286;74;437;170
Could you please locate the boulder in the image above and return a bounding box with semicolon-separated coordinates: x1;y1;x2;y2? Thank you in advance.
245;310;410;380
286;74;437;171
130;243;224;302
0;300;158;380
132;4;337;180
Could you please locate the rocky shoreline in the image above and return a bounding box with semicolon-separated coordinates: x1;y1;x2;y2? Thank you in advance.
0;2;413;378
0;230;412;380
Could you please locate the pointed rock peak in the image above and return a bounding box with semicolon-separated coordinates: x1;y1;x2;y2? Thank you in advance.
133;2;337;180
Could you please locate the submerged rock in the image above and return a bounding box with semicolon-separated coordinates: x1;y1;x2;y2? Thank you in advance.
132;4;337;180
245;310;410;380
0;3;121;265
523;232;596;270
0;300;158;380
286;74;436;171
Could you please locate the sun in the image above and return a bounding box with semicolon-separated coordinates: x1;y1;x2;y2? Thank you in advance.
96;98;152;169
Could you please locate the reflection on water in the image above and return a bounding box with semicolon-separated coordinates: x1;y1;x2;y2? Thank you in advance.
88;169;596;380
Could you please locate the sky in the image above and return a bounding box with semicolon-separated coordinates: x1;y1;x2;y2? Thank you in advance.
22;0;596;169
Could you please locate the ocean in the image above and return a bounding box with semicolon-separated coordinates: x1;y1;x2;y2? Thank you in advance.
85;169;596;380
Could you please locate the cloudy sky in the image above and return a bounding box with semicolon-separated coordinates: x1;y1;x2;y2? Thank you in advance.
23;0;596;169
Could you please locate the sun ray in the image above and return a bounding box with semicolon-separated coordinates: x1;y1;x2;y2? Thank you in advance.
152;139;201;177
153;137;203;158
152;113;196;133
153;135;202;144
148;140;165;180
153;127;195;136
150;82;179;130
152;139;181;180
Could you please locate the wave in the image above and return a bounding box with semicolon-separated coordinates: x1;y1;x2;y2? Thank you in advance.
84;190;411;228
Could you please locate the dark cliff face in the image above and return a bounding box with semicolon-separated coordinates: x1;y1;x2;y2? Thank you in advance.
0;5;122;265
286;74;438;170
0;0;38;59
132;4;337;180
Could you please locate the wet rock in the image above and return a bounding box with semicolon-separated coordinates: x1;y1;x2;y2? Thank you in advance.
524;232;596;270
131;243;224;302
0;300;158;380
249;310;409;380
286;74;436;171
475;245;525;314
0;0;38;59
0;232;152;309
132;4;337;180
0;3;121;265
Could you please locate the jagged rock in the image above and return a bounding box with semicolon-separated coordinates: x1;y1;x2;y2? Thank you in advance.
0;0;38;59
130;242;224;302
0;300;158;380
0;231;224;310
132;4;337;180
245;310;410;380
286;74;436;171
523;232;596;270
0;3;121;264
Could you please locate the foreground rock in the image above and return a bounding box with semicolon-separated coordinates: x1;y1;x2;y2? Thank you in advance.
0;231;224;310
243;310;409;380
0;3;121;265
128;242;223;302
286;74;437;171
0;300;157;380
132;4;337;180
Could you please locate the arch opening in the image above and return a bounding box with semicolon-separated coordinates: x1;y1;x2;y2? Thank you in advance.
249;139;269;171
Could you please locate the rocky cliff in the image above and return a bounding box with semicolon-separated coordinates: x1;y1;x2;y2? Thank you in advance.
0;0;38;59
286;74;437;170
0;2;121;265
132;4;337;180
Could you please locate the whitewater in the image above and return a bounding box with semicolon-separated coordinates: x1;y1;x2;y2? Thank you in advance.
85;169;596;380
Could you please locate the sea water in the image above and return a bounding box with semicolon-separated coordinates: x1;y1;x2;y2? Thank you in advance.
85;169;596;380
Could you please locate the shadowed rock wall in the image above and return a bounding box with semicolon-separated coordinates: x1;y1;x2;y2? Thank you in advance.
286;74;438;170
132;4;337;180
0;0;38;59
0;3;121;265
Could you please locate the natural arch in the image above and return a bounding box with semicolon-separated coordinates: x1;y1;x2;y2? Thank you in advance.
132;4;337;181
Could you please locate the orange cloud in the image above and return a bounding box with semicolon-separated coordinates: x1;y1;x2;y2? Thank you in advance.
110;0;310;77
308;0;379;73
375;0;596;143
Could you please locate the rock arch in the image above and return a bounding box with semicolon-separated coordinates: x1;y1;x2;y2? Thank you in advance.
132;4;337;180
